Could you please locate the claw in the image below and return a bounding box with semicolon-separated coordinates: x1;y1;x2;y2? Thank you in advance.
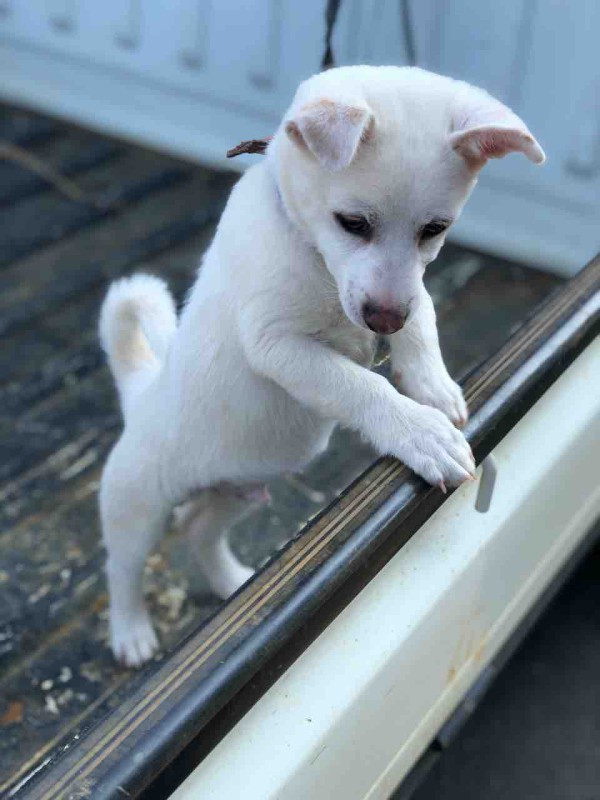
438;481;447;494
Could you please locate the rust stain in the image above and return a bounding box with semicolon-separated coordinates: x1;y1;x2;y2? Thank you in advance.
473;636;487;664
1;700;24;725
446;633;488;686
446;607;487;687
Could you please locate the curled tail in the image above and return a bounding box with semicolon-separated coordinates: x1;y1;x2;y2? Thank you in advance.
99;274;177;409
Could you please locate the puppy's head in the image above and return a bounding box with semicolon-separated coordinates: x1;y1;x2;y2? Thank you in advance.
272;66;544;334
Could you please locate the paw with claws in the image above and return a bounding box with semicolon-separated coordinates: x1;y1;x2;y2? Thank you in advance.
110;609;159;669
394;367;468;429
387;401;476;490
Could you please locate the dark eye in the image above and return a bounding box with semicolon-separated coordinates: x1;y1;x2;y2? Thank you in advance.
334;213;373;239
420;219;450;241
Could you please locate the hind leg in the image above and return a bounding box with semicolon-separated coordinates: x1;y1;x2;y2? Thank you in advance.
100;443;170;667
176;484;269;599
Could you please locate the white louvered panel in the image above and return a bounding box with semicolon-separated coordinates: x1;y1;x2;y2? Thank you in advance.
179;0;211;70
333;0;409;67
48;0;78;33
362;0;409;66
425;0;527;105
490;0;600;208
0;0;596;272
246;0;282;89
114;0;142;50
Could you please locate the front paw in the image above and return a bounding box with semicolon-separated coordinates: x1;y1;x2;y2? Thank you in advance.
394;403;475;490
110;608;159;668
394;368;468;428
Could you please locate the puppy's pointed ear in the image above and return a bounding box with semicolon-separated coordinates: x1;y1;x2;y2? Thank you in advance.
450;91;545;168
285;99;373;171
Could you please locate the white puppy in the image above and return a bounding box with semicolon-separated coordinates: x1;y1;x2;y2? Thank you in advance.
98;66;544;666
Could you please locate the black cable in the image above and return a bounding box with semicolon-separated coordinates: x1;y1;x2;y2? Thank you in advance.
321;0;342;70
401;0;417;66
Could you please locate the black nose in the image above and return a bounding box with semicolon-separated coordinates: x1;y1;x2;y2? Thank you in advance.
362;302;407;335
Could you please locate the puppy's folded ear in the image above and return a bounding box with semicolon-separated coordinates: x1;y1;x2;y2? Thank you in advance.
450;90;545;167
285;99;373;171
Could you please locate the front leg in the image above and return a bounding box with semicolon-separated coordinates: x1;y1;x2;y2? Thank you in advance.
390;287;468;428
240;309;475;489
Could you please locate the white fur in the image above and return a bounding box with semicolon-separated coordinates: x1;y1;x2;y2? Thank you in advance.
99;274;177;416
98;66;543;666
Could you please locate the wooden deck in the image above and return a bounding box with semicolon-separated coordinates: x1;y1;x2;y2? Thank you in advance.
0;103;562;794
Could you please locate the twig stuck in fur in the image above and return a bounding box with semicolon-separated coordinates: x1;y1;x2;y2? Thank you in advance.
226;137;271;159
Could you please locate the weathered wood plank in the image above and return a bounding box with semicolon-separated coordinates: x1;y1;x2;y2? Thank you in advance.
0;424;116;533
0;128;122;207
0;104;58;146
0;230;213;414
0;171;233;336
0;465;220;794
0;369;118;485
0;235;217;529
434;258;560;377
0;148;194;269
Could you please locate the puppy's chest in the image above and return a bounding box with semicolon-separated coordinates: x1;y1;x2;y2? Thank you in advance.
313;319;377;367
